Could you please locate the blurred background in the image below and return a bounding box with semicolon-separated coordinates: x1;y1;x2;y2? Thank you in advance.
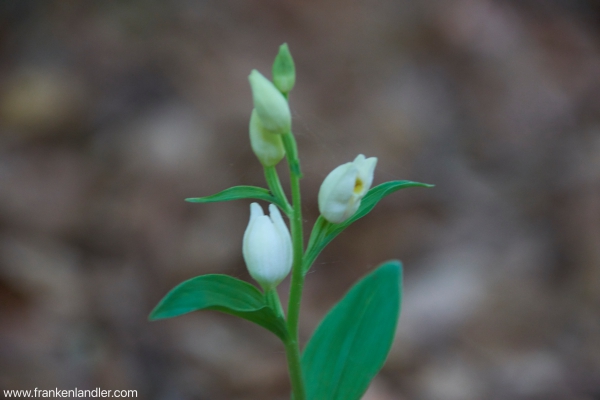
0;0;599;399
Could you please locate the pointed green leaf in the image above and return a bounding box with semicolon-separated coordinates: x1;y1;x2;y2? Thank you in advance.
301;261;402;400
149;274;288;340
304;180;432;272
185;185;288;211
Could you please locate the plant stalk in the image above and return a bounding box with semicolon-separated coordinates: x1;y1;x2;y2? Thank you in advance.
282;131;306;400
265;288;285;319
264;165;292;215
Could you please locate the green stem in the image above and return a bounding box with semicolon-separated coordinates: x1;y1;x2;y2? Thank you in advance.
266;287;305;399
284;338;305;400
282;131;306;400
264;166;292;215
265;288;285;319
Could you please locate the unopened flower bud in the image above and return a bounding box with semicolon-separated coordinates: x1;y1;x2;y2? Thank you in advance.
318;154;377;224
243;203;292;289
248;70;291;134
272;43;296;94
249;109;285;167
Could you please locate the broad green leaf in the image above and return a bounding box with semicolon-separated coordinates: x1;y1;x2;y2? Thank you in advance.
301;261;402;400
149;274;288;340
185;185;288;211
304;180;432;272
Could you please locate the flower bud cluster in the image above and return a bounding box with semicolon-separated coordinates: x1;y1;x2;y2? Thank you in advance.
247;68;291;168
241;46;378;290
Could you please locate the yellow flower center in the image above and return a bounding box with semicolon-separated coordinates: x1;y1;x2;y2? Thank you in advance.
353;178;364;194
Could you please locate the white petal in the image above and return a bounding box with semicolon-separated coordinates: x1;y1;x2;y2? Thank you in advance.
245;215;279;286
268;204;293;273
250;202;264;218
354;156;377;196
353;154;366;163
244;204;259;256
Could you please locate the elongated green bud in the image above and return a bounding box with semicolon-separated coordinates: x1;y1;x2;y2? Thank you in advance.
249;109;285;167
248;70;291;134
272;43;296;94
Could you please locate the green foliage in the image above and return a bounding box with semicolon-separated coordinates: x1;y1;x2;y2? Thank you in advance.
149;274;288;340
185;185;289;211
304;180;433;272
301;261;402;400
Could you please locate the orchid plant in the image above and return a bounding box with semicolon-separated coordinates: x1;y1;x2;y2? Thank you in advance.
149;44;432;400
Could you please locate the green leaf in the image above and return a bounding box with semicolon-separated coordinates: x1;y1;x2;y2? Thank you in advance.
301;261;402;400
185;185;288;211
304;180;433;272
149;274;288;340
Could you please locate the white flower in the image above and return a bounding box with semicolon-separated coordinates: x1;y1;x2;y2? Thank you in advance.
243;203;293;289
318;154;378;224
249;109;285;167
248;70;291;134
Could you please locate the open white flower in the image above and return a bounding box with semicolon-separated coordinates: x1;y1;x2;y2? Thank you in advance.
318;154;377;224
243;203;292;289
